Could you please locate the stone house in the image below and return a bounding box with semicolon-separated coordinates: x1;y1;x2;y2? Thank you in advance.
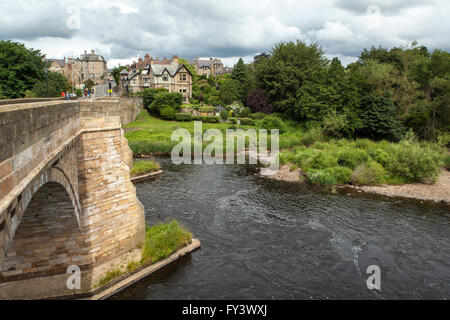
66;50;108;89
124;55;193;104
188;57;225;77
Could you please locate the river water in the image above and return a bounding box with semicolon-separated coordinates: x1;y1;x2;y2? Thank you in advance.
114;158;450;300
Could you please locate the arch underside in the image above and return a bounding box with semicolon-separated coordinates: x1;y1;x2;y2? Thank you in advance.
0;164;84;281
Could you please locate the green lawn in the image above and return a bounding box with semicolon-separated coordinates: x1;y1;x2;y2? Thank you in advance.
125;111;257;155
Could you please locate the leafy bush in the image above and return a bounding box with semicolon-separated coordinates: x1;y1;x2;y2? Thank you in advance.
259;116;288;133
239;118;255;126
160;106;177;120
249;112;267;120
220;110;229;121
192;116;220;123
352;160;386;185
246;88;274;114
337;148;369;169
299;127;324;146
369;148;389;166
326;166;353;184
238;107;252;118
143;88;167;110
385;142;442;183
198;106;215;114
148;91;183;115
306;170;337;186
445;154;450;171
175;113;193;122
230;118;238;124
311;152;339;170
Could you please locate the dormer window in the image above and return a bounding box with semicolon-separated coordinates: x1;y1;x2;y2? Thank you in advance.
163;75;169;81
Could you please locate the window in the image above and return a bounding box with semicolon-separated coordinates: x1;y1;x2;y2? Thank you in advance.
163;75;169;81
180;73;187;81
144;78;150;83
180;87;187;93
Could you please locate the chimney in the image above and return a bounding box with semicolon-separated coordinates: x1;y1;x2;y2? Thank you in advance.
172;55;179;64
91;49;95;55
210;58;213;60
84;50;87;55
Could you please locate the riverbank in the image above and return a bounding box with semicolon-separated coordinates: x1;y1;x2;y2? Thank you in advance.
265;165;450;204
348;170;450;204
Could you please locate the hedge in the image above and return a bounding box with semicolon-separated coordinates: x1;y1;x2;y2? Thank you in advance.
175;113;193;122
192;115;221;123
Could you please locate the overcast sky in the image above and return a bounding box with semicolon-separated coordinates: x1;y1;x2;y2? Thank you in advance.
1;0;449;67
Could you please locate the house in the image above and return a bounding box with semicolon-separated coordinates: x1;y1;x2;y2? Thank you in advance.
66;50;108;89
123;55;193;104
188;57;225;77
46;59;67;75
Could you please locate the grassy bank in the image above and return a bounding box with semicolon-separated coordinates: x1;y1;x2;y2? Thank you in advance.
97;220;192;287
125;111;448;187
125;111;257;155
131;160;160;177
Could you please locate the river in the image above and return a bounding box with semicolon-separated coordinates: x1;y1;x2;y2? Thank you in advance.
113;158;450;300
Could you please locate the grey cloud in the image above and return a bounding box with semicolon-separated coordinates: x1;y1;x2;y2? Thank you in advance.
335;0;430;15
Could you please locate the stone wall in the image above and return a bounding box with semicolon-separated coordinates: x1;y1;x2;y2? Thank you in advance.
79;98;143;125
0;98;145;299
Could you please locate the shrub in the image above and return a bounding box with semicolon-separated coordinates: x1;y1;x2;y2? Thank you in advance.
337;148;369;169
175;113;192;122
352;160;386;185
149;91;183;115
369;148;389;166
192;116;220;123
445;154;450;171
310;152;339;170
75;88;83;98
326;166;353;184
259;116;288;134
239;118;255;126
160;106;177;120
198;106;215;114
230;118;238;124
249;112;267;120
143;88;167;110
385;142;442;183
238;107;252;118
246;88;274;114
220;110;229;121
299;127;324;146
307;170;337;186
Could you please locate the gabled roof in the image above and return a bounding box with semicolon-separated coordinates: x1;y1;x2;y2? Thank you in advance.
151;62;179;76
46;59;66;67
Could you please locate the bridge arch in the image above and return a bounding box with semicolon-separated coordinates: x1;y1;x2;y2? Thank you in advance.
0;181;85;281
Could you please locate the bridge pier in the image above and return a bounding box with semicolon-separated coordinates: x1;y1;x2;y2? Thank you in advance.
0;98;146;299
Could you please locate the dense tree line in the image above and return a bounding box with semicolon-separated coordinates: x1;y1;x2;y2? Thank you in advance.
188;40;449;142
0;41;69;99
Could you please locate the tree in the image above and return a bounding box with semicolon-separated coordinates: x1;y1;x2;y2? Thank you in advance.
219;79;240;105
32;71;69;97
111;66;128;85
149;91;183;116
231;58;249;103
246;89;273;114
0;41;46;98
84;79;95;92
255;40;328;120
357;94;405;141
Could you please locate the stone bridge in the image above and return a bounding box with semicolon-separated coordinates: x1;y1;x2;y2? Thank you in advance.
0;98;145;299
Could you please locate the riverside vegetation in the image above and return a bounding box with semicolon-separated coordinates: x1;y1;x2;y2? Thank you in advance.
98;221;192;287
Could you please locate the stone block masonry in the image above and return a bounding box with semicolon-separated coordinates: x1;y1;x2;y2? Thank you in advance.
0;98;145;299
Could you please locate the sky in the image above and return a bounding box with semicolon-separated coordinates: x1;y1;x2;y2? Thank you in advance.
0;0;449;68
